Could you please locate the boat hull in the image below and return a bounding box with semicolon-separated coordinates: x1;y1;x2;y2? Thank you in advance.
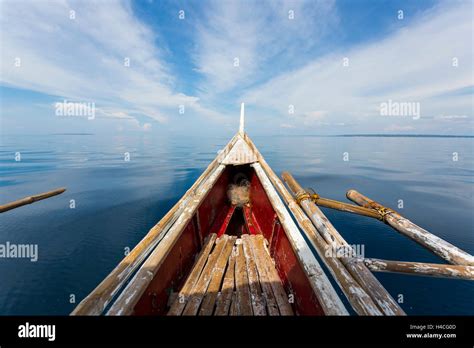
133;164;325;315
72;112;347;316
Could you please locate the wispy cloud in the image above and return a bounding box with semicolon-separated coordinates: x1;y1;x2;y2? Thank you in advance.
193;0;338;95
0;0;219;126
1;0;472;135
241;1;473;133
384;124;415;132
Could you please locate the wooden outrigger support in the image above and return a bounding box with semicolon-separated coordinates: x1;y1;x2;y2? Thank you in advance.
363;258;474;280
280;172;474;283
281;172;405;316
0;188;66;213
347;190;474;266
302;191;381;220
296;186;473;272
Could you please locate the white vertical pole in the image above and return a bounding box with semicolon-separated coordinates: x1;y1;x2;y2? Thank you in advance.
239;102;245;135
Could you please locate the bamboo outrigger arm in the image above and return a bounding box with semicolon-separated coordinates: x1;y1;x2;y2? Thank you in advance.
346;190;474;266
0;188;66;213
292;184;474;268
363;258;474;280
304;190;381;220
281;172;405;316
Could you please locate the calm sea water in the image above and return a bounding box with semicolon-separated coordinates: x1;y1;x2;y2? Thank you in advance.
0;133;473;315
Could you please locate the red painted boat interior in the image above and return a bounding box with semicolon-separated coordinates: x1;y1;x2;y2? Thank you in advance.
132;164;325;315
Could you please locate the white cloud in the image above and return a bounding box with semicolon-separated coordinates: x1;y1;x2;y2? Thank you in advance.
384;124;415;132
241;2;473;133
193;0;338;96
2;0;472;135
302;110;328;124
0;0;222;127
435;114;468;120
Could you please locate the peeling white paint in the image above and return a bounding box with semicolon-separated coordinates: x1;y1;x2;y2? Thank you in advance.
364;258;474;280
348;191;474;266
220;136;258;165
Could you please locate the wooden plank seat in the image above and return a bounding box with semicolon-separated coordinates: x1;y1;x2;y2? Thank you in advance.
168;233;294;316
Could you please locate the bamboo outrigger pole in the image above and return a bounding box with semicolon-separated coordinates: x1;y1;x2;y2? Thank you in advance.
304;190;381;220
0;188;66;213
281;172;405;316
363;258;474;280
346;190;474;266
281;175;474;281
286;184;474;269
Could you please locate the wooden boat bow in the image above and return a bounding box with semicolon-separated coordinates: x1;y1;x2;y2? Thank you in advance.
71;103;348;316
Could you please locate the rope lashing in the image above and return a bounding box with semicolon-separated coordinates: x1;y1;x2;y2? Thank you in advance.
307;188;320;202
295;188;321;205
295;191;311;204
375;207;394;222
365;201;394;222
296;187;393;222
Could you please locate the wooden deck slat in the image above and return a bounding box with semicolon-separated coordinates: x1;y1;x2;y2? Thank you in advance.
168;233;217;315
214;250;236;316
182;235;229;315
248;235;282;316
235;242;253;315
169;234;293;316
242;234;266;316
229;291;238;316
199;236;237;315
252;235;294;315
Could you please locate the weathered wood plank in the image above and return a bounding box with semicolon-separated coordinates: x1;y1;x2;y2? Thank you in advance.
242;235;267;316
229;291;238;316
253;235;293;315
182;235;229;315
167;233;217;315
248;235;280;316
199;236;237;315
214;250;236;316
235;241;253;315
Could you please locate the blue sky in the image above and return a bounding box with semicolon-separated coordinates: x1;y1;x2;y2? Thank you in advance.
0;0;472;136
